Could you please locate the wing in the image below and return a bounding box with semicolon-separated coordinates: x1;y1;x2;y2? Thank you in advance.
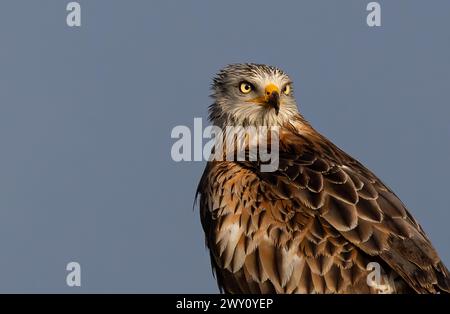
198;155;384;293
249;128;450;293
197;126;450;293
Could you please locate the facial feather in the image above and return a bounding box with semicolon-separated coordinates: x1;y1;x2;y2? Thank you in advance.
210;63;299;127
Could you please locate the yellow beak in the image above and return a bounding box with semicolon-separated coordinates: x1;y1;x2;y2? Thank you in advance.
246;83;280;114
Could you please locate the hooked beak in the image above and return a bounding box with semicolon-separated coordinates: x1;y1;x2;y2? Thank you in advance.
267;90;280;115
246;83;280;115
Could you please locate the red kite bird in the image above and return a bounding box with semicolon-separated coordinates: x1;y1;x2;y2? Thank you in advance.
196;63;450;293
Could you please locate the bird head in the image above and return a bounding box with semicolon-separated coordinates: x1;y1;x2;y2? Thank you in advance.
210;63;299;127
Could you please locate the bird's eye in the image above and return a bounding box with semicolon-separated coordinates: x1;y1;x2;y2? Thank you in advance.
282;84;291;95
239;82;253;94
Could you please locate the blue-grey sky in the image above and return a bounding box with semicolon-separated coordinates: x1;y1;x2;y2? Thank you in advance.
0;0;449;293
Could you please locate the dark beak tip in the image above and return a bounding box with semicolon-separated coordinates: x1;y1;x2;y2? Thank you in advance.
268;92;280;115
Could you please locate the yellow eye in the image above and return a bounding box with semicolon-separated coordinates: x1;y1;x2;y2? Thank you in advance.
283;84;291;95
239;82;253;94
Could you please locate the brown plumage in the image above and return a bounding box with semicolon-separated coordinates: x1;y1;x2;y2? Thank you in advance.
196;63;450;294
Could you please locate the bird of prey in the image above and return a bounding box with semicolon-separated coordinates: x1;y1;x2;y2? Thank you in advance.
196;63;450;294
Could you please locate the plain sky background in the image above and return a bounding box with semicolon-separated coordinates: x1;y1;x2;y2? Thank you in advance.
0;0;449;293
